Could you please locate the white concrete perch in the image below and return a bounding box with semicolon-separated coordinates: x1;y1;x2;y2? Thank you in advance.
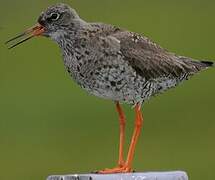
47;171;188;180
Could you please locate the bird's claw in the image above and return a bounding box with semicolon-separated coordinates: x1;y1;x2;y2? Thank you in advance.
94;165;134;174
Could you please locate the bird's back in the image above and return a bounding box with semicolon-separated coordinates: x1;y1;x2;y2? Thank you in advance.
89;22;213;75
64;22;214;104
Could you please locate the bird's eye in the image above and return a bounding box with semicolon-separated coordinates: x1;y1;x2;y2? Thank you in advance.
49;13;60;21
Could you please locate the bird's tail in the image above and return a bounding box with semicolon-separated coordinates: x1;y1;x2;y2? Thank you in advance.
200;60;214;68
179;56;214;72
190;60;214;71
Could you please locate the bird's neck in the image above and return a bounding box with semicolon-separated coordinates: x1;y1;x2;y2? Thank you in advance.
52;18;89;48
56;21;92;79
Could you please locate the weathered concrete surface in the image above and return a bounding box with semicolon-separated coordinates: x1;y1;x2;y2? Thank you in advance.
47;171;188;180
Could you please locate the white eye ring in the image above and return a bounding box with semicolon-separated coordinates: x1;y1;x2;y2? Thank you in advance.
50;13;60;21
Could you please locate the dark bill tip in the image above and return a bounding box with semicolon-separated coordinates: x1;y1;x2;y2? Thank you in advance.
7;36;34;49
5;32;27;45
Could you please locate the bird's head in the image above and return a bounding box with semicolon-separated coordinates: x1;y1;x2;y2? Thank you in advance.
38;4;80;39
6;3;82;49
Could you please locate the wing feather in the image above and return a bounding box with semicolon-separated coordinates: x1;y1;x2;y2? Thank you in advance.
111;31;203;80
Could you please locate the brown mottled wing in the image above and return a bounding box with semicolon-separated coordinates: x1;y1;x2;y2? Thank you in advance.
111;30;204;80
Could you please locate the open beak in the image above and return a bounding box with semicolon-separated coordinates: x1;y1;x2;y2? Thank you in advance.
5;24;45;49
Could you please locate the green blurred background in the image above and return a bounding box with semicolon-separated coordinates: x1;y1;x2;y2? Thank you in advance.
0;0;215;179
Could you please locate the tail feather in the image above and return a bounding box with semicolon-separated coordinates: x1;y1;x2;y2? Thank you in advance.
200;60;214;67
179;56;214;70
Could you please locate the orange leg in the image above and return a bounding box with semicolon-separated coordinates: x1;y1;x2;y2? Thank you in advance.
116;102;126;167
99;103;143;174
125;103;143;169
98;102;126;173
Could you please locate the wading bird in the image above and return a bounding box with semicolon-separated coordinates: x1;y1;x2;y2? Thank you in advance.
6;3;214;173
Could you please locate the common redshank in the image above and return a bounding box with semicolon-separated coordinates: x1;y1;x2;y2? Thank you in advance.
5;3;214;173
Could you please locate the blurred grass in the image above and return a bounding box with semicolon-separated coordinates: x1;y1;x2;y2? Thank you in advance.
0;0;215;179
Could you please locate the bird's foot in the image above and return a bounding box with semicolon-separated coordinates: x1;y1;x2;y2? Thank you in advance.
96;165;133;174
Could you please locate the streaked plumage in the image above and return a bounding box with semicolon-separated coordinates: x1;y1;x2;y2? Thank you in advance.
37;7;213;104
6;3;214;173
